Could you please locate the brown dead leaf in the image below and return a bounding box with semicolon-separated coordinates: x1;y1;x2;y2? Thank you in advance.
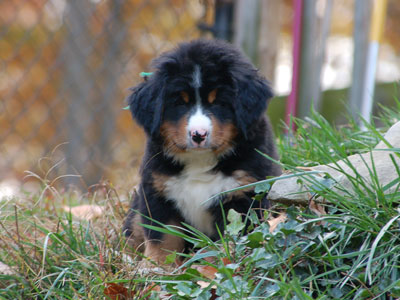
197;280;213;288
193;264;218;280
309;199;326;216
221;257;231;266
193;256;232;279
295;167;315;171
197;280;217;289
268;213;287;233
140;283;172;300
202;253;216;264
192;256;237;300
63;204;104;220
197;281;218;299
309;199;326;222
104;282;128;300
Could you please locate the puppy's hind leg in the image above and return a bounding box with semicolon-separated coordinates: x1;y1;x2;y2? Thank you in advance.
123;212;146;254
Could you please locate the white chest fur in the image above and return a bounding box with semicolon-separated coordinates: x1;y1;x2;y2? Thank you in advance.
163;152;240;236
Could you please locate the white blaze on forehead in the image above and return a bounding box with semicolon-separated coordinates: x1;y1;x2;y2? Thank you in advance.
187;107;212;132
192;65;202;89
188;65;212;134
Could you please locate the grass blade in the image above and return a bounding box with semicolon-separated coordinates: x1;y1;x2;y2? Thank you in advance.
366;215;400;284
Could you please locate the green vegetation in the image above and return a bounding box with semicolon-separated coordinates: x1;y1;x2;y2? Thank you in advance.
1;104;400;299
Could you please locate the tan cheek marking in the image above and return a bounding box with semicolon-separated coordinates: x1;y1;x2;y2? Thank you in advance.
210;116;238;155
160;117;188;154
144;220;185;264
177;115;189;140
208;89;217;104
181;91;189;103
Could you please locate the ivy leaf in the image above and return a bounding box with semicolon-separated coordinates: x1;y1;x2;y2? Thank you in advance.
227;209;245;236
254;181;271;193
247;231;264;248
281;219;300;235
329;287;344;298
164;251;177;265
265;283;280;297
255;253;280;269
174;282;193;296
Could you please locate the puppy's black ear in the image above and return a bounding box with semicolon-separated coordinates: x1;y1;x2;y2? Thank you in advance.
233;72;273;138
127;77;164;136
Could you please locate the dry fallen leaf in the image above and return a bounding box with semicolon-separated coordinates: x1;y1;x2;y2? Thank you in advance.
0;262;15;275
193;264;218;280
295;167;315;171
104;282;128;300
221;257;231;266
140;283;172;300
309;199;326;217
268;213;287;233
309;200;326;226
192;255;232;279
63;204;104;220
197;280;217;290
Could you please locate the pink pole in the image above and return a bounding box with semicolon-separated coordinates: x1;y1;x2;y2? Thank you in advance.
285;0;303;132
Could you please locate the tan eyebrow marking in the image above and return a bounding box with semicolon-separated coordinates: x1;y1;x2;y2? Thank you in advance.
208;89;217;104
180;91;189;103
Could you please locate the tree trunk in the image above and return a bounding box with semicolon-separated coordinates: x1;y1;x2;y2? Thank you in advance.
310;0;333;111
233;0;262;65
92;0;126;173
62;0;126;187
63;0;95;187
297;0;318;119
349;0;372;123
258;0;282;84
297;0;332;118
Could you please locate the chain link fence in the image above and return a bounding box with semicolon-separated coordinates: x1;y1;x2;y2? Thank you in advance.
0;0;213;189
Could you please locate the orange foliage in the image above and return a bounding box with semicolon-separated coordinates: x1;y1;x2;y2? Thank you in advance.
2;0;399;187
0;0;211;187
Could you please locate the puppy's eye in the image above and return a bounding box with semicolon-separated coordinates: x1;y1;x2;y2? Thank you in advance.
208;89;217;104
180;91;189;103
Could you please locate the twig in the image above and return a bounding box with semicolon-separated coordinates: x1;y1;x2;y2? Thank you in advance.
14;205;21;246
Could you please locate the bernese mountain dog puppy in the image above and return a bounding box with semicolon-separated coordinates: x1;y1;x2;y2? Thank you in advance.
124;39;281;265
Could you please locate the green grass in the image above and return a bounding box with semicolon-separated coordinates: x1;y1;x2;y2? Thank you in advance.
1;104;400;299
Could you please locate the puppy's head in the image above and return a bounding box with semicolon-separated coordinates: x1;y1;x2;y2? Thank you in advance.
128;39;273;157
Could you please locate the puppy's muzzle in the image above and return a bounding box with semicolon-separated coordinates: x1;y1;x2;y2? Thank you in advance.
187;109;212;148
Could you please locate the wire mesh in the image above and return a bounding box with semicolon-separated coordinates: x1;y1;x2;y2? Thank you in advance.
0;0;212;189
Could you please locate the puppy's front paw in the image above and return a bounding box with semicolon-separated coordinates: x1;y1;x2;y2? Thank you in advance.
137;258;175;275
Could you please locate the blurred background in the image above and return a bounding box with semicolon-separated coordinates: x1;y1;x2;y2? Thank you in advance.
1;0;399;196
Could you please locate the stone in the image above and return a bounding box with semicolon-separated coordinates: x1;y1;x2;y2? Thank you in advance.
0;262;15;275
267;173;314;204
268;121;400;204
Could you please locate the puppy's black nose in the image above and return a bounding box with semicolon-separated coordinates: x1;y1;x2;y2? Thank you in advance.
191;130;207;145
